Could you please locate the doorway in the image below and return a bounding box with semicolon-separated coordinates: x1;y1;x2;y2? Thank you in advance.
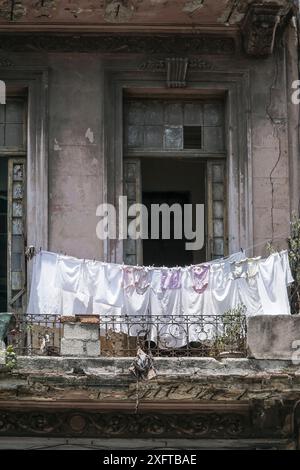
123;96;227;266
142;158;206;267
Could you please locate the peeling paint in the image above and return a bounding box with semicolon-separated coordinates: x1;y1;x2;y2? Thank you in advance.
54;138;62;151
85;128;94;144
104;0;135;23
182;0;204;14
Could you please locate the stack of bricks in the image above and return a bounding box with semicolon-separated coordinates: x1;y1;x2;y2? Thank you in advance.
60;315;100;357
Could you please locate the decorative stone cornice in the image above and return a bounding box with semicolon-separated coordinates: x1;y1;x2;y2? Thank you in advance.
242;4;282;57
0;33;236;54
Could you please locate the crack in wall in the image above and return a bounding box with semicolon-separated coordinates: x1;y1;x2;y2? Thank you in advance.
266;42;286;244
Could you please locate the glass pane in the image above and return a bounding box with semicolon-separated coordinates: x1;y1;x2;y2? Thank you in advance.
13;182;23;199
213;201;224;219
124;254;136;265
212;183;224;201
0;105;4;123
5;123;24;147
0;124;4;146
13;164;24;181
12;235;23;253
127;102;145;125
12;218;23;235
13;201;23;217
184;103;203;125
204;103;224;126
6;101;24;123
164;126;183;149
164;103;183;125
124;238;136;255
12;253;22;271
144;126;163;148
144;102;163;125
125;182;136;200
203;127;224;152
214;238;224;256
127;125;144;147
214;219;224;237
212;164;224;183
11;271;22;290
124;163;137;182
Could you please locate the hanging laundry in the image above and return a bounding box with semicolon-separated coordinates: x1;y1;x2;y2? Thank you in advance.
280;250;294;286
149;269;183;348
230;259;248;279
55;254;83;293
122;266;151;295
190;264;210;294
246;256;261;278
27;251;89;316
257;252;291;315
160;268;182;291
27;250;294;338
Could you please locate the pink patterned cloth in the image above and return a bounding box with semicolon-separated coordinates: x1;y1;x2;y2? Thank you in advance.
122;266;151;295
190;264;210;294
160;268;182;291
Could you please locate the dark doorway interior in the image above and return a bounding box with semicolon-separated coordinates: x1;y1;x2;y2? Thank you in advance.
143;191;192;267
142;158;206;267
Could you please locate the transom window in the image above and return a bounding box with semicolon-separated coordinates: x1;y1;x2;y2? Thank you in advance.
124;99;224;153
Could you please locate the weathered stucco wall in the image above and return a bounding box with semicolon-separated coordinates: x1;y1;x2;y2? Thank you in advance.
48;54;105;259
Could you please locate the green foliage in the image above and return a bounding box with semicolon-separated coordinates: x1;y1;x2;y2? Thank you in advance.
5;345;17;370
214;305;247;355
288;213;300;314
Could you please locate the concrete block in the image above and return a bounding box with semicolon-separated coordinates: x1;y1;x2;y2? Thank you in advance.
63;323;99;341
247;315;300;360
0;340;6;365
86;340;101;357
61;338;84;356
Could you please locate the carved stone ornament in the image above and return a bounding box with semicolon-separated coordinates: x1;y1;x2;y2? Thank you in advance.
0;34;236;54
0;410;249;438
139;57;213;88
243;4;282;57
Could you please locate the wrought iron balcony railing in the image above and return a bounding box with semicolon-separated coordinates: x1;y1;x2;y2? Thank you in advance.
5;313;247;358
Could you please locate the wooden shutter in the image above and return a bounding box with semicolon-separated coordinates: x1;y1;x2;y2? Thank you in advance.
123;158;142;265
207;160;227;260
7;158;26;313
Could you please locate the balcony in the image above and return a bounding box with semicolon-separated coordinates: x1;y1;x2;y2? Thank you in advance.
4;313;247;359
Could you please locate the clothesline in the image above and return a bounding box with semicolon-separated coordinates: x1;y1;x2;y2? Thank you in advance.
33;228;291;270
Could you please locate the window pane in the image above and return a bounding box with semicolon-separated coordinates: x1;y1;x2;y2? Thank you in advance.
204;103;224;126
184;103;203;125
144;126;163;148
144;102;163;125
164;103;183;125
127;125;144;147
6;101;24;123
5;123;24;147
164;126;183;149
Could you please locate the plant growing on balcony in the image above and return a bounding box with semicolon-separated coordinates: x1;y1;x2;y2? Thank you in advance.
5;345;17;370
214;305;247;356
288;214;300;315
